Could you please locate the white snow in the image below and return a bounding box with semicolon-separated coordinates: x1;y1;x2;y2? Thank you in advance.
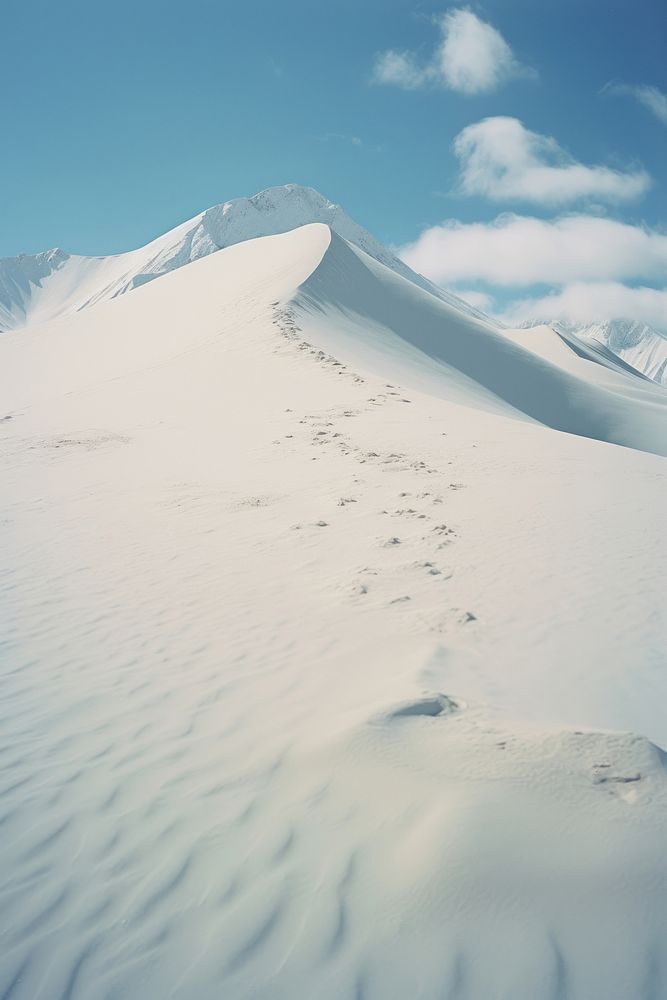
578;319;667;386
517;316;667;386
1;216;666;999
0;185;486;334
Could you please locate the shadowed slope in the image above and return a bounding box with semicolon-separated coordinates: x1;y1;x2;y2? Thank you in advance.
294;230;667;457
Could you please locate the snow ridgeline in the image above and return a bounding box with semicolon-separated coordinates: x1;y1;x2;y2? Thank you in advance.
0;184;487;334
293;229;667;458
574;319;667;386
4;182;666;387
516;316;667;387
1;223;666;999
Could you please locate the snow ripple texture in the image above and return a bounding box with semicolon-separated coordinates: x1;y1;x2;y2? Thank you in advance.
1;224;666;1000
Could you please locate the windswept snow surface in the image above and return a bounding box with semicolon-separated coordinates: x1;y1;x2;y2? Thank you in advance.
2;223;667;1000
0;185;485;333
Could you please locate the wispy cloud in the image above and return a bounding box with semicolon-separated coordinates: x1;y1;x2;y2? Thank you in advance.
603;82;667;126
400;214;667;287
373;8;532;95
453;117;650;205
373;50;426;90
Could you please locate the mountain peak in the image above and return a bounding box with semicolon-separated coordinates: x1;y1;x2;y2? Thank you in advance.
0;184;488;333
224;183;335;212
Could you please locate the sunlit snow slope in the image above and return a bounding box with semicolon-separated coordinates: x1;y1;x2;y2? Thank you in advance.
0;185;485;332
1;223;666;1000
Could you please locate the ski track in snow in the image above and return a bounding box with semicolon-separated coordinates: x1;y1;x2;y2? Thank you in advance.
1;224;666;999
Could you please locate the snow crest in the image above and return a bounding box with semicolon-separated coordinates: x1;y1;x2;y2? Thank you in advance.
0;185;484;333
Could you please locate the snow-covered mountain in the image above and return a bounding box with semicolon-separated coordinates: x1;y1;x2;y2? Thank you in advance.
576;319;667;385
0;184;487;333
1;202;667;1000
7;183;663;394
518;316;667;386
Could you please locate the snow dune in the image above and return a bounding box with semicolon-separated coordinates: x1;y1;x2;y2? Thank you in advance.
0;185;484;334
295;229;667;457
1;222;666;999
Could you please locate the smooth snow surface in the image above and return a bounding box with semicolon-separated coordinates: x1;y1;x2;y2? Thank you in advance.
2;223;666;1000
295;232;667;457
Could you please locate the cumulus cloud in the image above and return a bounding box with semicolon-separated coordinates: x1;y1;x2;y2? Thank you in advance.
604;82;667;126
400;214;667;287
373;8;531;94
454;117;650;205
437;8;529;93
503;283;667;332
401;213;667;332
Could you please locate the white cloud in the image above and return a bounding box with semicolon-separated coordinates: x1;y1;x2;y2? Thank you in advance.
437;8;528;94
373;8;531;94
400;214;667;287
454;289;496;312
454;117;650;205
604;82;667;126
373;50;426;90
400;212;667;334
503;283;667;332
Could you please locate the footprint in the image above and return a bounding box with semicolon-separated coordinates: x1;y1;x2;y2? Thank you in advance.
380;692;460;721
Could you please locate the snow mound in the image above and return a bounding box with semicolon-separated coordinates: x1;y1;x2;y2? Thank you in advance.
279;704;667;1000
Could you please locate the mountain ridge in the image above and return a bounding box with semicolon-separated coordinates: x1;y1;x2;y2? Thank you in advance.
0;184;489;333
518;316;667;386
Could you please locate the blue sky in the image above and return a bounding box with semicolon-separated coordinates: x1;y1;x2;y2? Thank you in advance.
3;0;666;327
